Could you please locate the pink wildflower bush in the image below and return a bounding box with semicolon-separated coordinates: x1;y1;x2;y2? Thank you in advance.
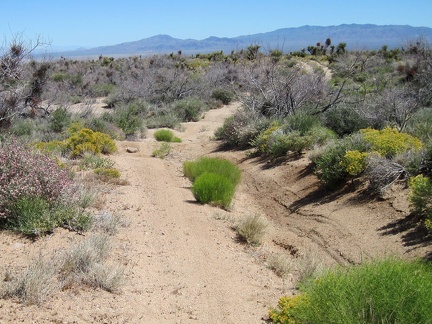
0;139;75;219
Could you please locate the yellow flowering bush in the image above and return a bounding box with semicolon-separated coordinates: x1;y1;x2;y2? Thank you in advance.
269;294;308;324
360;127;423;158
340;150;368;176
64;126;117;157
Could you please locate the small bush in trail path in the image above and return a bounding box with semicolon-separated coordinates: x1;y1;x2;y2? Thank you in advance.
192;173;235;209
183;157;241;185
184;157;241;208
153;129;181;142
152;142;171;159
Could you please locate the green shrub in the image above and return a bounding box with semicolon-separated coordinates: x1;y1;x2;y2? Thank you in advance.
145;113;181;129
10;118;37;137
50;107;71;133
8;196;61;236
409;174;432;231
214;111;271;148
153;129;181;142
184;157;241;209
192;172;235;208
174;97;206;122
79;152;115;170
211;89;235;105
85;117;126;140
310;134;368;188
270;258;432;324
322;103;369;136
152;142;171;159
183;157;241;185
106;103;146;137
94;168;120;178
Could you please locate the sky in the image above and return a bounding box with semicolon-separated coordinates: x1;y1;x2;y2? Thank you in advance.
1;0;431;50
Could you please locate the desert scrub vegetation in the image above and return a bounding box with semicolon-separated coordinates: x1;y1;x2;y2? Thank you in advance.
152;142;172;159
0;139;93;235
269;258;432;324
310;127;425;190
153;128;181;142
1;234;124;305
183;157;241;208
234;214;269;246
409;174;432;231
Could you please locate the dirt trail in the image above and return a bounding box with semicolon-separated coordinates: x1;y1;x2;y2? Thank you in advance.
0;102;430;323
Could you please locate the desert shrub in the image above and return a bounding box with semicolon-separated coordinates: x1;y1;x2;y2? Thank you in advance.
234;214;269;246
267;253;292;278
58;234;123;292
50;107;71;133
192;172;235;208
409;174;432;231
310;133;370;188
89;83;115;97
251;116;336;158
253;129;314;157
183;157;241;185
94;168;120;179
8;196;64;236
211;88;235;105
340;150;368;176
405;107;432;142
145;112;181;129
9;118;37;137
65;126;117;157
85;116;126;140
361;127;423;158
2;256;59;305
322;103;369;136
107;102;147;137
270;258;432;324
0;140;75;222
79;152;115;170
153;129;181;142
92;211;128;236
214;110;271;148
269;294;308;324
174;97;206;122
152;142;171;159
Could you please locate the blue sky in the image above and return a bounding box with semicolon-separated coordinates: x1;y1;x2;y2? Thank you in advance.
1;0;431;50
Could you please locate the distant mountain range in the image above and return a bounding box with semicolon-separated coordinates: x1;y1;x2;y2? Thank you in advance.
50;24;432;58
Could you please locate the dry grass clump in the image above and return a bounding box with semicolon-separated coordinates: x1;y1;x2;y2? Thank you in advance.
1;256;59;305
92;210;129;236
268;253;293;278
1;234;125;305
294;247;324;282
234;214;269;246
